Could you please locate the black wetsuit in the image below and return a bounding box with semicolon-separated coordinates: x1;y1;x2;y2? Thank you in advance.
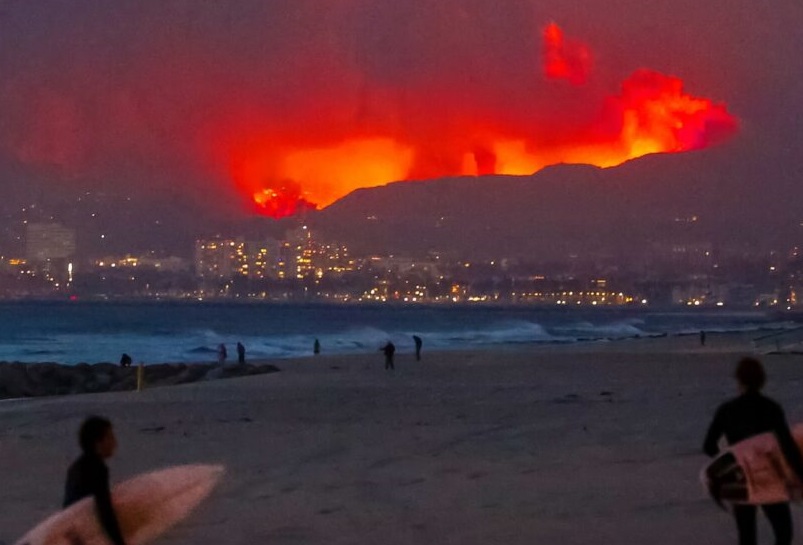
704;391;803;545
64;453;126;545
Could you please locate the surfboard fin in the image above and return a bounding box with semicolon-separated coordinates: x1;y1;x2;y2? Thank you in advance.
707;482;728;512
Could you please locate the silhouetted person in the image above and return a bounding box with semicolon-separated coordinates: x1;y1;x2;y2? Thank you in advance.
413;335;423;361
703;357;803;545
700;330;707;346
314;338;321;355
64;416;126;545
236;342;246;364
217;343;227;365
119;353;132;367
381;341;395;370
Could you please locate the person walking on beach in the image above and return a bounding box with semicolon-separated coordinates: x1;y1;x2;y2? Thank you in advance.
314;338;321;355
381;341;395;370
413;335;423;361
217;343;227;365
236;342;246;364
703;357;803;545
700;330;707;346
64;416;126;545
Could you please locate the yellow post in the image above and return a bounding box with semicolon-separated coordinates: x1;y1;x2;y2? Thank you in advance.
136;363;144;392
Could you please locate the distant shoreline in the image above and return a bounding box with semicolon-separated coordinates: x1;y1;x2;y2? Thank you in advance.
0;328;783;401
0;329;782;367
0;297;794;313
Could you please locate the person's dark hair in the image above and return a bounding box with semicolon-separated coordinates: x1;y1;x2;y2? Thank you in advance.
735;357;766;391
79;416;112;453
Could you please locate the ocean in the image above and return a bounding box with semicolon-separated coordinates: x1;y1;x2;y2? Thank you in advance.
0;301;797;365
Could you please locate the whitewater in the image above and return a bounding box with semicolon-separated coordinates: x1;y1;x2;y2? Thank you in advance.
0;301;796;365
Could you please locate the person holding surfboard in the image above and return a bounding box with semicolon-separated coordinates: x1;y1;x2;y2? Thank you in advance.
64;416;126;545
703;357;803;545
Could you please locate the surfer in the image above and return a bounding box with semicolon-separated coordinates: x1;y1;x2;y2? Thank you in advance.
64;416;126;545
413;335;423;361
703;357;803;545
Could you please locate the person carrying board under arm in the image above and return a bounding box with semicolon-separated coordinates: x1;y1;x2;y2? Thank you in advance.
64;416;126;545
703;357;803;545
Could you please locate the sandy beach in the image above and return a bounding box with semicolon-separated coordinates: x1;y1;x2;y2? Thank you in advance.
2;332;802;545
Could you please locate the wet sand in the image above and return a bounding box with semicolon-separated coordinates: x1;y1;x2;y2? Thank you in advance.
2;332;802;544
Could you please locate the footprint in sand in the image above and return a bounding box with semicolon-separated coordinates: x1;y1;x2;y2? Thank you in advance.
317;507;342;515
139;426;165;433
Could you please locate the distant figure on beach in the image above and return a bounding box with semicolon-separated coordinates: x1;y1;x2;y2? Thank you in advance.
381;341;395;370
700;330;707;346
314;338;321;355
64;416;126;545
703;357;803;545
119;353;132;367
217;343;227;365
413;335;423;361
236;342;246;364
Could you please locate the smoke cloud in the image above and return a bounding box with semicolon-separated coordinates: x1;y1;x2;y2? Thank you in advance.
0;2;739;219
542;22;592;85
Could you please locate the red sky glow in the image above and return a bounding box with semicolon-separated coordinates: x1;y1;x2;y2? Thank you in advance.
0;11;740;220
219;23;738;218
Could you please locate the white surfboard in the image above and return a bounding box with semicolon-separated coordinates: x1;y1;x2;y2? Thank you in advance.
13;464;224;545
701;424;803;505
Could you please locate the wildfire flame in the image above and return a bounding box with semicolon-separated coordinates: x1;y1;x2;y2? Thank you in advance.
4;18;737;219
231;138;415;219
542;22;592;86
230;23;737;218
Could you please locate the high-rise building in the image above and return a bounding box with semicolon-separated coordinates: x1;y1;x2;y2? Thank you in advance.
245;239;279;279
277;241;293;280
285;226;316;279
25;223;76;262
316;242;354;276
195;238;281;282
194;238;248;280
279;226;354;279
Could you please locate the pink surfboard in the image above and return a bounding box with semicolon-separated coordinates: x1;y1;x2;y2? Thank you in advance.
13;464;224;545
702;424;803;505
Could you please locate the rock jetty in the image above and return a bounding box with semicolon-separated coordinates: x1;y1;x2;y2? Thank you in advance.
0;361;280;399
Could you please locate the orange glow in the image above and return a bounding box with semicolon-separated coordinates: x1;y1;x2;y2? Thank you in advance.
488;69;738;173
281;138;415;207
230;138;415;218
222;24;738;218
2;17;740;216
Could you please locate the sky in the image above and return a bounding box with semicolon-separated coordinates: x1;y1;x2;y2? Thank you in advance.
0;0;801;252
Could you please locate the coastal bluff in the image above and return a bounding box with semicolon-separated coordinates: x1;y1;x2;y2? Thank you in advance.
0;361;280;399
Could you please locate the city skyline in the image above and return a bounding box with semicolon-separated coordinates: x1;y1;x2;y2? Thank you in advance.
1;218;799;310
